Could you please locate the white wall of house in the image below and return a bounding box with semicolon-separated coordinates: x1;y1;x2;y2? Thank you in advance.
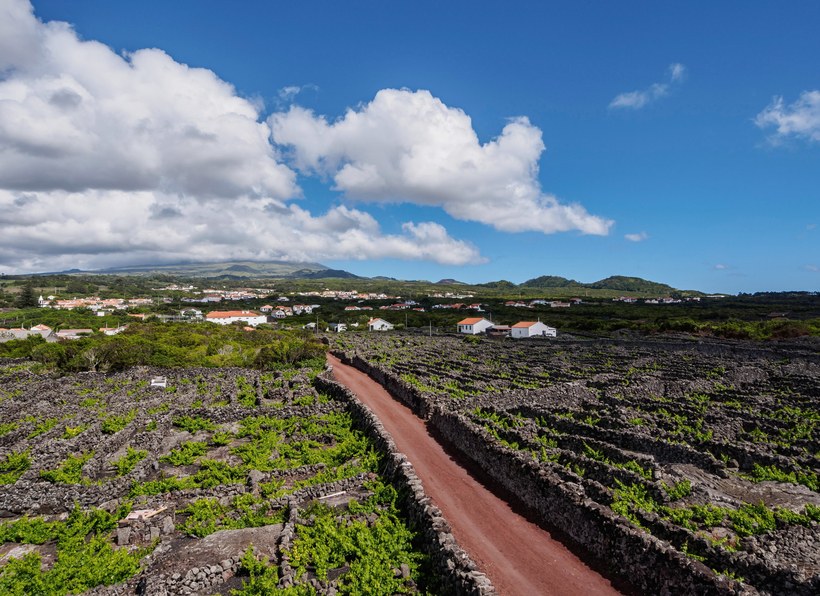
511;322;557;338
368;318;394;331
207;314;267;327
457;319;494;334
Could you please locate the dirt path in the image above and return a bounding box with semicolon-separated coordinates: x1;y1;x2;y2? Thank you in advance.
328;354;623;596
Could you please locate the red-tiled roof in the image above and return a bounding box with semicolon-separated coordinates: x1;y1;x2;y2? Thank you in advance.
512;321;537;328
457;317;485;325
206;310;261;318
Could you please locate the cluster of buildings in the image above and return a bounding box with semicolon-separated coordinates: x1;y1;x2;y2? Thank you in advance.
38;295;153;312
181;288;262;303
259;304;318;318
0;323;128;343
613;296;702;304
456;317;557;338
504;299;578;308
345;300;425;313
429;291;475;299
293;290;396;301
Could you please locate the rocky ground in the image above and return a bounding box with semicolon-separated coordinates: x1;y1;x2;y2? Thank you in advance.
0;360;433;595
331;333;820;595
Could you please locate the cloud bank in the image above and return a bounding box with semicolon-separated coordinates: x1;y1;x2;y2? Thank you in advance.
270;89;613;235
755;91;820;143
610;63;686;110
0;0;483;272
0;0;611;274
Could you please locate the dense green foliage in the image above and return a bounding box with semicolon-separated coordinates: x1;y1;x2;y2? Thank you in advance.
0;451;31;484
111;447;147;477
0;322;326;373
286;481;424;595
178;494;287;538
0;505;150;596
39;452;94;485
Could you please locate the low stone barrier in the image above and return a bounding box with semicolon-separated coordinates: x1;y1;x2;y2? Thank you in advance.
333;350;755;595
315;370;495;595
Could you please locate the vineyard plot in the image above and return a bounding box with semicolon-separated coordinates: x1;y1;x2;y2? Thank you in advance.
0;360;431;595
332;334;820;595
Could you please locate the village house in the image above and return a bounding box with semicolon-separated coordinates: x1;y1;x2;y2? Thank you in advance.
456;317;494;335
205;310;267;327
100;325;128;336
367;318;394;332
55;329;94;340
510;321;557;338
0;325;57;343
504;300;530;308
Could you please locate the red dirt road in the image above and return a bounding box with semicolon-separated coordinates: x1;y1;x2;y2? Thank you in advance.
328;354;623;596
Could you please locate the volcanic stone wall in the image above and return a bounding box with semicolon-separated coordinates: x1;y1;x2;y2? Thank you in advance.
331;349;755;596
314;370;496;596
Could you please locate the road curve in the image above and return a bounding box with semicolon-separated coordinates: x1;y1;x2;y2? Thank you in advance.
328;354;623;596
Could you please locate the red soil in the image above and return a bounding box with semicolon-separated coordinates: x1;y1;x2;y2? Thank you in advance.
328;354;623;596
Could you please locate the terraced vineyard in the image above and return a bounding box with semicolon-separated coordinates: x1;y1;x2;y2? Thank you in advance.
0;359;438;595
332;333;820;595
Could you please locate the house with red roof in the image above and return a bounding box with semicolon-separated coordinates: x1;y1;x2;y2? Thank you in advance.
205;310;267;327
367;318;394;331
456;317;494;335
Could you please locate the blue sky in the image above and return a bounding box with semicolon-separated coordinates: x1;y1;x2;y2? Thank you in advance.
1;0;818;293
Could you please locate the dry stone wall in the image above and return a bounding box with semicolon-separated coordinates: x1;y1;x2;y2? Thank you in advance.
315;371;496;595
331;348;775;596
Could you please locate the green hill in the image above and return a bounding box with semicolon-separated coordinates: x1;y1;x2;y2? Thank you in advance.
587;275;676;294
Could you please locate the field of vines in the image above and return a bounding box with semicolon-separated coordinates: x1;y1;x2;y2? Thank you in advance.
0;359;431;595
332;333;820;595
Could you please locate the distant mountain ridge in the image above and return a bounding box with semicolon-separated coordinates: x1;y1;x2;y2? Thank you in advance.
36;260;358;280
520;274;678;294
28;260;691;294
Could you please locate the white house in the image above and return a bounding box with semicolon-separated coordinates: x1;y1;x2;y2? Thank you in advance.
100;325;128;336
367;318;394;332
511;321;557;338
456;317;494;335
205;310;267;327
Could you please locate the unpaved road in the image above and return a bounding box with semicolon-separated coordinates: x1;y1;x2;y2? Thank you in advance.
328;354;623;596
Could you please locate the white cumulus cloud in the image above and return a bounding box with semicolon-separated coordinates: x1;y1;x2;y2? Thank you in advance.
270;88;613;235
0;189;484;273
624;232;649;242
755;91;820;143
0;0;481;271
610;63;686;110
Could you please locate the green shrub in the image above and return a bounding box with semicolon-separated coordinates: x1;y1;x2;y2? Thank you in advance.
0;505;149;596
0;451;31;485
662;479;692;500
40;452;94;484
172;415;216;433
159;441;208;466
61;425;87;439
112;447;147;477
101;410;136;434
